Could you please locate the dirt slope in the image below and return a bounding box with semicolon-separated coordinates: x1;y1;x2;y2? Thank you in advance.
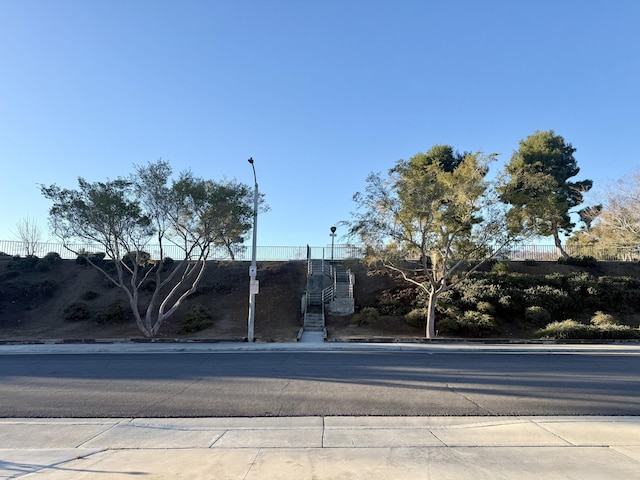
1;257;639;342
0;259;307;342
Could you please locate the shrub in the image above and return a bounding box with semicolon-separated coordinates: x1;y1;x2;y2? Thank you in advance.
351;306;380;326
63;302;90;321
38;280;58;297
590;311;618;326
76;251;106;266
87;252;107;267
497;291;522;313
403;308;427;328
533;319;590;339
43;252;62;264
557;256;599;268
101;259;117;275
179;305;213;333
524;306;552;327
35;259;51;272
522;285;573;315
435;289;457;309
34;252;62;272
565;272;598;306
477;301;495;314
75;250;90;266
593;277;640;312
491;261;510;274
8;255;39;271
376;287;416;315
162;257;175;270
594;324;640;339
122;251;151;268
81;290;99;301
484;258;497;268
458;278;504;306
543;272;570;290
77;251;107;267
457;310;497;336
435;317;459;335
534;318;640;340
496;272;540;290
523;259;537;266
96;301;128;324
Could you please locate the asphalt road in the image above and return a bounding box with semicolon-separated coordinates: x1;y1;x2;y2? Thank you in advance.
1;349;639;417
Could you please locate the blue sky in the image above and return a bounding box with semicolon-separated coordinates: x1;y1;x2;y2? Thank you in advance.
1;0;638;249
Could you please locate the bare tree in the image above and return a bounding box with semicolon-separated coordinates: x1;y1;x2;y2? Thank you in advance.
593;170;640;246
12;216;42;256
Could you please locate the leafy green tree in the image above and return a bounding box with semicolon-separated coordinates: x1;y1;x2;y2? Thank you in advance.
347;146;517;338
40;160;258;337
498;130;593;258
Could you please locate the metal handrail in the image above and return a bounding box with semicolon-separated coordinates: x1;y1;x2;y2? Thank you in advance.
322;286;333;303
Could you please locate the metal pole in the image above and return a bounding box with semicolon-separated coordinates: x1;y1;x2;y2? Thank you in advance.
247;157;258;342
330;226;336;261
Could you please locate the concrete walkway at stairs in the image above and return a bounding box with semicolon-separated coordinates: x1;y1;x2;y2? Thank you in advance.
2;416;640;479
298;330;325;343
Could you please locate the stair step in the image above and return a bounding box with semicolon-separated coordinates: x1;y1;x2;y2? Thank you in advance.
304;325;324;332
334;284;352;299
304;312;324;329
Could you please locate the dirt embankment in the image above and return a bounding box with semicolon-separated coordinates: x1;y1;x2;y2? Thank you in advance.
0;259;308;342
1;257;639;342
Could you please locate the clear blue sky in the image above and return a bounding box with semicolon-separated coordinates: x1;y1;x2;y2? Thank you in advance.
1;0;638;249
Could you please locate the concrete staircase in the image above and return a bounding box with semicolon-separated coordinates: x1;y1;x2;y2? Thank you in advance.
301;259;355;338
303;291;325;331
302;260;329;334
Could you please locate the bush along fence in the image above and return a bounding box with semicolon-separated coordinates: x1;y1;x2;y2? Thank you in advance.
0;240;639;262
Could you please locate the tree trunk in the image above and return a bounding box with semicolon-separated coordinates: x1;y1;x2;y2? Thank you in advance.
552;227;569;259
425;290;437;339
128;296;152;337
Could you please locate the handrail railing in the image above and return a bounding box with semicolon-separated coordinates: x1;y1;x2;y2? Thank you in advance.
322;286;333;304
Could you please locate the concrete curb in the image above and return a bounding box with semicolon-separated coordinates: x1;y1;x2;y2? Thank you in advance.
1;336;639;346
2;340;640;356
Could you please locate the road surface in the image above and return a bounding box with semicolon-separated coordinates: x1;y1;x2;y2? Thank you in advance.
1;347;639;417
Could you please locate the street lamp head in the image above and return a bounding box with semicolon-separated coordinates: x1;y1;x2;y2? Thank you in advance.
330;226;337;234
247;157;257;185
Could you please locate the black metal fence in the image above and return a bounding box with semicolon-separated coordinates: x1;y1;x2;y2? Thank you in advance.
499;244;640;262
0;240;638;262
0;241;364;262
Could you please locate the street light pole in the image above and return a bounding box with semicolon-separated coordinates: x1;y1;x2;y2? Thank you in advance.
247;157;258;342
330;226;337;261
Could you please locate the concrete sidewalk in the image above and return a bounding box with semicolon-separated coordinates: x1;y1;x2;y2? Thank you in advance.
1;340;640;355
2;416;640;479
